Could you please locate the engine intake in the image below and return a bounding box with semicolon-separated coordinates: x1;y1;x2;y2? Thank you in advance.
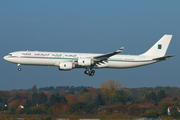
78;58;94;66
59;62;75;71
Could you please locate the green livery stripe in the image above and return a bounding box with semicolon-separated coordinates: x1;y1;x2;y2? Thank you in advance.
8;56;154;62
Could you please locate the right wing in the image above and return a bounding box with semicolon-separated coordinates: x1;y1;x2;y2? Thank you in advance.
92;47;124;61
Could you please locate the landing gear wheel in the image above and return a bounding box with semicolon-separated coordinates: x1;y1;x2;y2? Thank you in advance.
89;72;94;76
84;69;95;76
91;70;95;73
18;68;21;71
84;70;90;74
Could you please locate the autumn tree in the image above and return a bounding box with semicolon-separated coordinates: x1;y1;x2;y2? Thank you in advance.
109;104;127;114
47;103;67;114
100;80;121;95
100;80;121;104
9;99;20;108
31;104;46;114
128;104;140;116
65;94;79;104
80;88;89;95
79;92;95;105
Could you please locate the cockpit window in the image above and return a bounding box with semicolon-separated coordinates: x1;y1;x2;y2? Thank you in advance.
9;54;12;56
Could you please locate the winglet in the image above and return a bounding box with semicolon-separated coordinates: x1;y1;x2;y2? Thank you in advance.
116;47;124;53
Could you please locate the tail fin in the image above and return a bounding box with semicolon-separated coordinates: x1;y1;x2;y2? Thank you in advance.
140;35;173;57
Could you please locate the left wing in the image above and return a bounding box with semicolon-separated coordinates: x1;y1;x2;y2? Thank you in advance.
92;47;124;61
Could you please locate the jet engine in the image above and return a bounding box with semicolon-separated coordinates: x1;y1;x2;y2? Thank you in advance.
59;62;75;71
78;58;94;66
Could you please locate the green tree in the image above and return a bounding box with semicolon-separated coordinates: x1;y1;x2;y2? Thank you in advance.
96;93;105;106
157;90;167;102
49;94;57;106
144;109;158;118
9;106;16;114
49;93;67;106
24;99;33;109
170;107;180;118
2;97;8;106
162;107;168;115
68;102;91;114
80;88;89;95
149;91;157;101
109;90;127;105
106;107;112;115
173;97;178;101
66;91;75;95
11;93;21;102
39;92;48;104
32;92;39;105
31;85;38;93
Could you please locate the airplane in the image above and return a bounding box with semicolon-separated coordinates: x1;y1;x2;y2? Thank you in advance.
3;35;175;76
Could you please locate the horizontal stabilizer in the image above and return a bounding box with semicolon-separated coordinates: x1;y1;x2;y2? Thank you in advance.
153;55;175;61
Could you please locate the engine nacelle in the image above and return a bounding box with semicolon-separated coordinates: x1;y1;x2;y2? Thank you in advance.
59;62;75;71
78;58;94;66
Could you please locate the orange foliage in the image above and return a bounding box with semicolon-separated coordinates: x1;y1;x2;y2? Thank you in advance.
31;104;46;111
109;104;127;114
16;108;22;114
48;103;68;114
50;103;67;108
20;99;26;106
18;92;28;100
12;92;28;101
161;98;171;102
9;99;20;108
128;104;140;116
143;100;156;107
87;88;101;93
126;101;131;106
98;111;106;115
65;94;79;104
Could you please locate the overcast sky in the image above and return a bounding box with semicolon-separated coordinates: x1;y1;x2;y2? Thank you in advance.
0;1;179;90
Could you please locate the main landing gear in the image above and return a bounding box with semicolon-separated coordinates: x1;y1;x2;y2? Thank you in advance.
84;69;95;76
18;64;21;71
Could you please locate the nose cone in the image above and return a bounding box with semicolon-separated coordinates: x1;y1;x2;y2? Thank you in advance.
3;55;8;61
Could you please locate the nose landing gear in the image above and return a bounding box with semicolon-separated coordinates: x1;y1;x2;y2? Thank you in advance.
84;69;95;76
18;64;21;71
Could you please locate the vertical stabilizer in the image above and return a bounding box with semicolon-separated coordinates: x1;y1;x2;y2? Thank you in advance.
140;35;172;57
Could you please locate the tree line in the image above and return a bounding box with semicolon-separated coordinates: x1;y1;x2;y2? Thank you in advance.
0;80;180;119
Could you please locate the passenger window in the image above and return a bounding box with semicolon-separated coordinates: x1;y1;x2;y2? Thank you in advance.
9;54;12;56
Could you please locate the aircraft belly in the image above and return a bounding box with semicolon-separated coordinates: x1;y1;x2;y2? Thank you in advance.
108;61;156;68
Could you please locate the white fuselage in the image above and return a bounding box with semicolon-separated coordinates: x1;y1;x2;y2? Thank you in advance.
3;35;174;76
4;51;157;69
